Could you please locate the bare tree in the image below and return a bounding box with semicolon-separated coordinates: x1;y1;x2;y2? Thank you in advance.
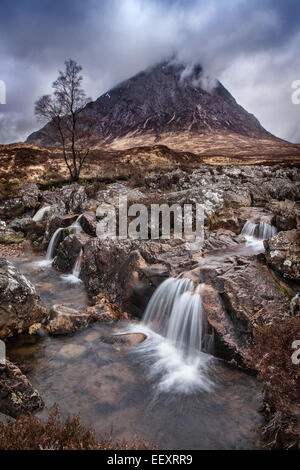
35;59;94;181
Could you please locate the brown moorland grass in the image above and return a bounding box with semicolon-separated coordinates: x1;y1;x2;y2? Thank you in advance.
0;406;154;450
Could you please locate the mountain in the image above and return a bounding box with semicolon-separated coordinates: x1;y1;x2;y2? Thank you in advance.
27;61;275;151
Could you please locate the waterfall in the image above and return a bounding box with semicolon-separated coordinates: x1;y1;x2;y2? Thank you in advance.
47;215;82;260
70;215;83;233
241;220;277;241
61;249;83;284
46;227;65;261
257;221;277;240
37;214;83;268
72;249;83;278
126;277;212;394
165;285;204;357
142;278;205;358
143;277;194;336
33;206;51;222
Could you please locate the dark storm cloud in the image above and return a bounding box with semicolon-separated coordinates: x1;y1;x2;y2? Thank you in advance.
0;0;299;144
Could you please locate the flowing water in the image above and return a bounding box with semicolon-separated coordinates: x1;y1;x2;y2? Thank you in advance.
36;215;83;268
241;220;277;252
32;206;51;222
60;249;83;285
6;251;263;449
5;219;277;449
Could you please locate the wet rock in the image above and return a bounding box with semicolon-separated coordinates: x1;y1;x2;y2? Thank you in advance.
0;258;47;339
81;238;194;316
28;323;44;336
41;214;78;250
0;360;44;418
269;200;300;232
9;218;45;243
200;284;249;365
203;230;241;252
46;305;93;335
264;230;300;281
46;299;115;335
79;212;97;237
197;256;289;367
100;333;147;348
209;206;275;235
84;331;101;343
57;344;86;359
53;232;90;273
84;297;116;323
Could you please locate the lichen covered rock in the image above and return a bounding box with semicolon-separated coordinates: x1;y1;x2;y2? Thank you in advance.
0;360;44;418
0;258;47;339
264;230;300;281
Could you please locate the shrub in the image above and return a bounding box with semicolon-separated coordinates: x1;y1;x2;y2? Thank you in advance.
0;406;153;450
253;317;300;449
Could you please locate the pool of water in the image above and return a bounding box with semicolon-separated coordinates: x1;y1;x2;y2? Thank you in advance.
6;254;263;450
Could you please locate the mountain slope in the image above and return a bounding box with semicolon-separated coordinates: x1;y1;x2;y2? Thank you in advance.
27;61;274;150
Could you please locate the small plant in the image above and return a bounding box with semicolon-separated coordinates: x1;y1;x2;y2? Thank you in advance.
253;317;300;449
0;406;153;450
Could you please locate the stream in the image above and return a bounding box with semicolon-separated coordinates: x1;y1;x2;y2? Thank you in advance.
5;250;263;450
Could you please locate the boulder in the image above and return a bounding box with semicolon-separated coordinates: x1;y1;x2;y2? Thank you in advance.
273;201;300;232
81;238;195;316
46;299;116;335
53;233;90;273
0;183;40;220
46;305;93;336
9;218;45;242
79;212;97;237
9;217;36;233
264;230;300;281
203;229;241;252
0;360;44;418
41;214;78;250
96;183;146;207
0;258;47;339
57;184;88;214
192;256;289;367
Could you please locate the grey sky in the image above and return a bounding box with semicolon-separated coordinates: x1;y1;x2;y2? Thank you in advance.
0;0;299;144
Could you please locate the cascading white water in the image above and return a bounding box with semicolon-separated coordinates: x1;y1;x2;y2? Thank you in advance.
126;277;213;394
33;206;51;222
46;227;64;261
143;277;194;336
257;221;277;240
72;248;83;278
142;278;205;358
70;214;83;233
241;220;277;253
241;220;277;241
61;248;83;284
165;285;204;357
37;214;83;268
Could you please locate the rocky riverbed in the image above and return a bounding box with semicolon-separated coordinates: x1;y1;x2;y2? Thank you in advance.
0;164;299;449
